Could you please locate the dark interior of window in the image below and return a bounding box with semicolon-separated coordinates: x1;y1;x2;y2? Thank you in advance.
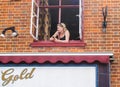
62;0;79;5
61;8;79;40
48;0;80;40
49;8;58;37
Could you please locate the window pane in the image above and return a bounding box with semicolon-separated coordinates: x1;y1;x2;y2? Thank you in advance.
48;0;59;5
49;8;59;36
62;0;79;5
61;8;79;40
39;0;81;40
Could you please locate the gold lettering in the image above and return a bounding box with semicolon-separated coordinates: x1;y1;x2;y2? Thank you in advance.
20;68;27;79
25;68;35;79
1;68;36;86
1;68;14;86
13;75;19;83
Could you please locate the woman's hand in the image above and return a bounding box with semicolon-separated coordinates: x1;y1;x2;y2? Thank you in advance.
54;38;59;42
50;37;59;42
49;31;58;41
50;30;70;43
54;38;69;43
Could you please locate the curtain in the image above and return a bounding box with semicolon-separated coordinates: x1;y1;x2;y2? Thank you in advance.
38;0;51;40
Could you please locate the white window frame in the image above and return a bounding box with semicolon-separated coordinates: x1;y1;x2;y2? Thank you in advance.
79;0;82;39
30;0;82;40
30;0;39;40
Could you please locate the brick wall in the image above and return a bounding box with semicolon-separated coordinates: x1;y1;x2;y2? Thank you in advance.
0;0;120;87
0;0;32;52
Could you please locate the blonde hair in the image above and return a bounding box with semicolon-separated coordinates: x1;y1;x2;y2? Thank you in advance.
57;23;67;31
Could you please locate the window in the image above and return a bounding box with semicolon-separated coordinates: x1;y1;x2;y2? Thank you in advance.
30;0;85;47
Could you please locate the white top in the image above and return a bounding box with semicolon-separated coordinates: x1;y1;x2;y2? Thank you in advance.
0;52;113;56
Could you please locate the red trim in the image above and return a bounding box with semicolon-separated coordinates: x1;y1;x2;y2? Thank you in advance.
0;55;109;64
30;41;86;47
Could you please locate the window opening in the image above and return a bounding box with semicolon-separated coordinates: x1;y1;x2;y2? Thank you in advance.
30;0;82;41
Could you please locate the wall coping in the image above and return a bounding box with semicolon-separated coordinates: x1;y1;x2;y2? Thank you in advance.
0;52;113;56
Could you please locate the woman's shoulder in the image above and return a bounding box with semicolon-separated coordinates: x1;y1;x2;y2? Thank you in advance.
65;30;70;34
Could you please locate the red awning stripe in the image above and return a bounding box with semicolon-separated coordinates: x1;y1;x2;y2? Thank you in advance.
0;55;110;64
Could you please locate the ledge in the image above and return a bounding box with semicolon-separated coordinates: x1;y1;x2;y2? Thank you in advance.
30;40;86;47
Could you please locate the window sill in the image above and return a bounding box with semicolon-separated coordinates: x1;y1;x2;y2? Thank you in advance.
30;40;86;47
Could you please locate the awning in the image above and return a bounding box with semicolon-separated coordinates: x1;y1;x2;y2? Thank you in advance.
0;53;113;64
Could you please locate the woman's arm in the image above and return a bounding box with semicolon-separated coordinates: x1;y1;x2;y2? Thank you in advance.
54;30;70;43
49;31;58;41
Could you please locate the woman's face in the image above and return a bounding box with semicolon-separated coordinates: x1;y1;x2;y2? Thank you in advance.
57;26;64;32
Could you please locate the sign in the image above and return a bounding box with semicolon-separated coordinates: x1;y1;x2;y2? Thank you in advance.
0;66;97;87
